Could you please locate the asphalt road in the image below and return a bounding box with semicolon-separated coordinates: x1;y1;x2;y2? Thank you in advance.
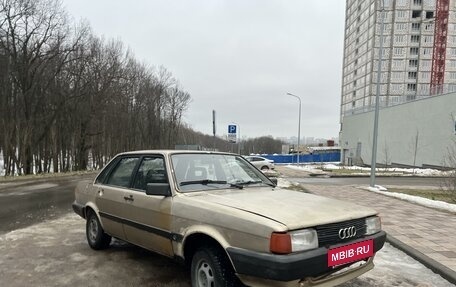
0;173;96;234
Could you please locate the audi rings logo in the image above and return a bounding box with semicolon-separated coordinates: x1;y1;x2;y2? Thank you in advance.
338;226;357;239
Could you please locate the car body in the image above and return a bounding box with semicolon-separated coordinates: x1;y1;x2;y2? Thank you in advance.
244;155;275;170
72;150;386;287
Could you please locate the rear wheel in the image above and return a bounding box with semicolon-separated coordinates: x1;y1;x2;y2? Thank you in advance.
86;211;111;250
260;166;269;171
191;246;243;287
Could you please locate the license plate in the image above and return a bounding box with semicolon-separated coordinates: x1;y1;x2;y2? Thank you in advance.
327;239;374;267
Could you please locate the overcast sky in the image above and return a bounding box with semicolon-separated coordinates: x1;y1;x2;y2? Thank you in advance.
63;0;346;140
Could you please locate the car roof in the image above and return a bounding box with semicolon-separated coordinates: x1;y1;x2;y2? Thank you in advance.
118;150;237;156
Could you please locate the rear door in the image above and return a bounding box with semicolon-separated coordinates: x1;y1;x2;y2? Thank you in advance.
96;156;141;240
121;155;174;256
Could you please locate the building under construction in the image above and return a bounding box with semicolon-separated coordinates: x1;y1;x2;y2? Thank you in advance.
340;0;456;119
339;0;456;168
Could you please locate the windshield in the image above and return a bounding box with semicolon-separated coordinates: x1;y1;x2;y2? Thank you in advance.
171;153;273;192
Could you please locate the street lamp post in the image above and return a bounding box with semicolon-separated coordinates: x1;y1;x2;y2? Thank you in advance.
370;0;385;188
286;92;302;165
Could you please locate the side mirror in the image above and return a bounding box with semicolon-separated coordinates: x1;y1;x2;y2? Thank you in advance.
146;183;171;196
269;177;278;186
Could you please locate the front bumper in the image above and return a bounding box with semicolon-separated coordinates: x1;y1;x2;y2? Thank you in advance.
227;231;386;282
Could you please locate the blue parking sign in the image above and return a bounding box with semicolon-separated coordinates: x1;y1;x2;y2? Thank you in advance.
228;125;237;134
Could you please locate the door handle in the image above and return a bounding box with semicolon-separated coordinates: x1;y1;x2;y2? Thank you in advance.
124;195;134;201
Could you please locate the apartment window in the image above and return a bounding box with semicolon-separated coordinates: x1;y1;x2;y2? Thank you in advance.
411;35;420;43
426;11;434;19
354;59;358;65
353;91;356;98
354;69;358;76
391;84;402;93
450;72;456;80
448;60;456;69
409;59;418;67
423;48;432;55
396;23;407;31
396;10;407;18
397;0;407;6
408;71;417;79
355;48;359;55
356;38;360;44
407;83;417;91
413;0;422;5
411;23;420;31
392;72;403;80
421;72;431;80
394;47;404;56
424;23;433;31
424;35;433;43
354;80;357;86
421;60;431;68
393;60;404;69
410;47;419;55
395;35;406;44
352;101;356;107
412;10;422;18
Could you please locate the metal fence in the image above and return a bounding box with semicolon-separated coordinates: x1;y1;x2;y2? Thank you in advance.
262;152;341;164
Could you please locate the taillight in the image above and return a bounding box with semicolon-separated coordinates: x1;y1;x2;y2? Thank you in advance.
270;232;292;254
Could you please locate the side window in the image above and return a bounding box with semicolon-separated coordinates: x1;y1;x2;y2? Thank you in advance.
106;157;140;188
95;158;119;184
132;157;167;191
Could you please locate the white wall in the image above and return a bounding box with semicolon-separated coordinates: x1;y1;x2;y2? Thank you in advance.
340;92;456;167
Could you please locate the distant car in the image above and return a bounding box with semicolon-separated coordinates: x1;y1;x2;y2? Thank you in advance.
245;156;275;170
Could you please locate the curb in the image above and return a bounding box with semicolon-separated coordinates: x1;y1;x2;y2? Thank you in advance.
386;234;456;285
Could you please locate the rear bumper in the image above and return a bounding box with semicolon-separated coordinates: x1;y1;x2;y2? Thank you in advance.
72;201;86;219
227;231;386;282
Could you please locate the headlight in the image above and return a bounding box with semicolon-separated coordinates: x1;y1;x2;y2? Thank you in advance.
290;229;318;252
365;216;381;235
270;229;318;254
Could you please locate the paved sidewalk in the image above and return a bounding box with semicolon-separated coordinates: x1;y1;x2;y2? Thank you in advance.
300;184;456;283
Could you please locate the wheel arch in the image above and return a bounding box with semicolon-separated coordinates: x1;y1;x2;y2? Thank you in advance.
83;202;104;228
181;230;233;270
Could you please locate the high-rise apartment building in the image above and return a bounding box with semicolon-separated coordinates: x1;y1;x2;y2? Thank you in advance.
340;0;456;120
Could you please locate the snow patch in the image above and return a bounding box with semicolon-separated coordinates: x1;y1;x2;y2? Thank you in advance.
370;188;456;213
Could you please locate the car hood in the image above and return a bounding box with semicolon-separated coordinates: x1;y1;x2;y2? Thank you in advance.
185;188;377;230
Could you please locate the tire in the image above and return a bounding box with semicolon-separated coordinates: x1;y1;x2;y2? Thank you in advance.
86;211;111;250
191;246;244;287
260;166;269;171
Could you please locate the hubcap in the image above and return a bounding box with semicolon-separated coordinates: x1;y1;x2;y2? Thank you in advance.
88;217;98;242
196;260;214;287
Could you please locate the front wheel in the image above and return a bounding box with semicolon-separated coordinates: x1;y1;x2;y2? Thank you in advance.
86;211;111;250
191;246;243;287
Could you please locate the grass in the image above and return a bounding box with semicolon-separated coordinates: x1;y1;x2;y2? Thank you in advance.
387;188;456;204
324;168;369;174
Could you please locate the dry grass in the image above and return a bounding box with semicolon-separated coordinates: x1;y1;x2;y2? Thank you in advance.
387;188;456;204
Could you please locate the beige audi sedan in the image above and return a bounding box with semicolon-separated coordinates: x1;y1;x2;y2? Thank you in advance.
73;150;386;287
